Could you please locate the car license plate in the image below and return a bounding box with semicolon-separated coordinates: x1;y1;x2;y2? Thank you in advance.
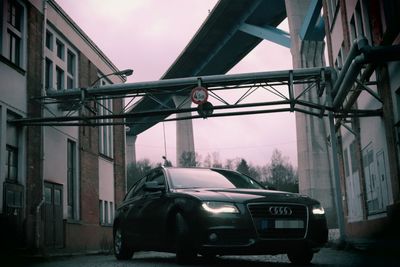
275;219;304;229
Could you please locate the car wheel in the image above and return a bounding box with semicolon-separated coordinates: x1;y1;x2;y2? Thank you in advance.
287;248;314;265
114;226;134;260
175;213;196;264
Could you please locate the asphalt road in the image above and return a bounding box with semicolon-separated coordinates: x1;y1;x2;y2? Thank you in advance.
5;247;399;267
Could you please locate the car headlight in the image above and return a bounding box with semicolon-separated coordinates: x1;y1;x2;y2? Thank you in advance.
312;204;325;215
202;202;239;214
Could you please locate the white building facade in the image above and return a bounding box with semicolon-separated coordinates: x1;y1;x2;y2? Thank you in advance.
0;0;127;252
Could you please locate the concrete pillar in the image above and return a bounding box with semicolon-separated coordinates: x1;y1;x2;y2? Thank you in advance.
126;135;137;166
172;95;195;166
285;0;337;228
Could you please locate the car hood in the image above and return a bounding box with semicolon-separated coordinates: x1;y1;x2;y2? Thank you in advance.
173;188;317;205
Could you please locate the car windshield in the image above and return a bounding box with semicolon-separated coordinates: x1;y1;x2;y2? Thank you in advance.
167;168;264;189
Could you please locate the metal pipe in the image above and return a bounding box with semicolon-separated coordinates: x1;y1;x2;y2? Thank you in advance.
333;54;366;108
327;80;347;243
23;108;295;127
47;67;332;99
332;42;400;109
334;64;375;130
13;100;292;124
36;0;47;250
332;37;368;97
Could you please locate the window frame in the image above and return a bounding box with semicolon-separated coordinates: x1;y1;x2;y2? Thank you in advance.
44;26;78;91
5;144;18;181
67;139;79;221
98;76;114;158
1;0;26;69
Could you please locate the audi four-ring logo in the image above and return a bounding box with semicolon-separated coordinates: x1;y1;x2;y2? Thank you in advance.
269;206;293;216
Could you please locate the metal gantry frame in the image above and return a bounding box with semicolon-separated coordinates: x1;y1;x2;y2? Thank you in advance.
11;66;383;127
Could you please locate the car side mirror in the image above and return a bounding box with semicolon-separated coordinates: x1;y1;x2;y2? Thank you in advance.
144;181;165;192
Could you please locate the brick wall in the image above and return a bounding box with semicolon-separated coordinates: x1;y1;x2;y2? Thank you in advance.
79;54;100;225
25;2;43;249
113;98;126;205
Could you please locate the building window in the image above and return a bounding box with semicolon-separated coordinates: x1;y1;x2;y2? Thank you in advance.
67;50;75;75
44;27;78;90
3;0;25;67
67;50;75;88
6;145;18;181
7;0;23;30
350;2;372;43
110;202;114;223
104;200;109;224
6;112;19;182
354;3;365;38
45;187;52;204
335;47;343;71
46;30;53;50
45;58;53;89
7;30;21;65
327;0;338;27
99;200;103;224
67;77;74;89
99;199;113;225
98;77;114;158
349;17;357;43
56;39;64;60
99;98;113;158
67;140;78;220
56;66;64;90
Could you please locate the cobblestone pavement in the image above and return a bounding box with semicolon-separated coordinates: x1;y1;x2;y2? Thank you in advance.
4;246;399;267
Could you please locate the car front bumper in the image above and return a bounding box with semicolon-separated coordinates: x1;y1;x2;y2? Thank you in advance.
193;203;328;255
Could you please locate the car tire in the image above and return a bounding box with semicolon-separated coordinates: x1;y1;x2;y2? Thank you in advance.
175;213;196;264
287;248;314;265
114;226;134;260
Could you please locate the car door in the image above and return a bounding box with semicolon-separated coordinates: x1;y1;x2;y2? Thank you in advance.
120;177;147;246
140;169;171;248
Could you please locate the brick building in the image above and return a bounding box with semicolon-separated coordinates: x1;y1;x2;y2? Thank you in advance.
323;0;400;242
0;0;127;253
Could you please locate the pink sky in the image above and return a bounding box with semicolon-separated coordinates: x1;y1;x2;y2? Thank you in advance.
56;0;297;167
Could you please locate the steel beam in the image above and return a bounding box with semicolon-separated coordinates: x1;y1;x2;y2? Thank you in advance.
46;68;331;100
299;0;324;41
239;23;291;48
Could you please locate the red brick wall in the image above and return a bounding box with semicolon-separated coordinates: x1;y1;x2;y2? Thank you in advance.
113;98;126;206
25;2;44;248
65;222;112;252
79;55;100;225
23;3;126;252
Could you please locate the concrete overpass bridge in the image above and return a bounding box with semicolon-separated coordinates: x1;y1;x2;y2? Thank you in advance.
126;0;298;162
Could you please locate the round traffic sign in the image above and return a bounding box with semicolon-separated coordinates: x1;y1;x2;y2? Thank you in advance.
191;86;208;105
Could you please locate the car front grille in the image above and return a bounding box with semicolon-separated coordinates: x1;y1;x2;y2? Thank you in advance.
247;203;308;239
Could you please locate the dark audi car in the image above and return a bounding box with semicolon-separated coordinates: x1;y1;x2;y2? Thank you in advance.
113;167;328;264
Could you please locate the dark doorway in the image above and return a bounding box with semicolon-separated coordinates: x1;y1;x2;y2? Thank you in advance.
44;182;64;248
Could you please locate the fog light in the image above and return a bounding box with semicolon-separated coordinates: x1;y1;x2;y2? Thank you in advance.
209;233;218;242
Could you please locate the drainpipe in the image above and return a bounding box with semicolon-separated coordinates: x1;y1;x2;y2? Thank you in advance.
35;0;47;250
